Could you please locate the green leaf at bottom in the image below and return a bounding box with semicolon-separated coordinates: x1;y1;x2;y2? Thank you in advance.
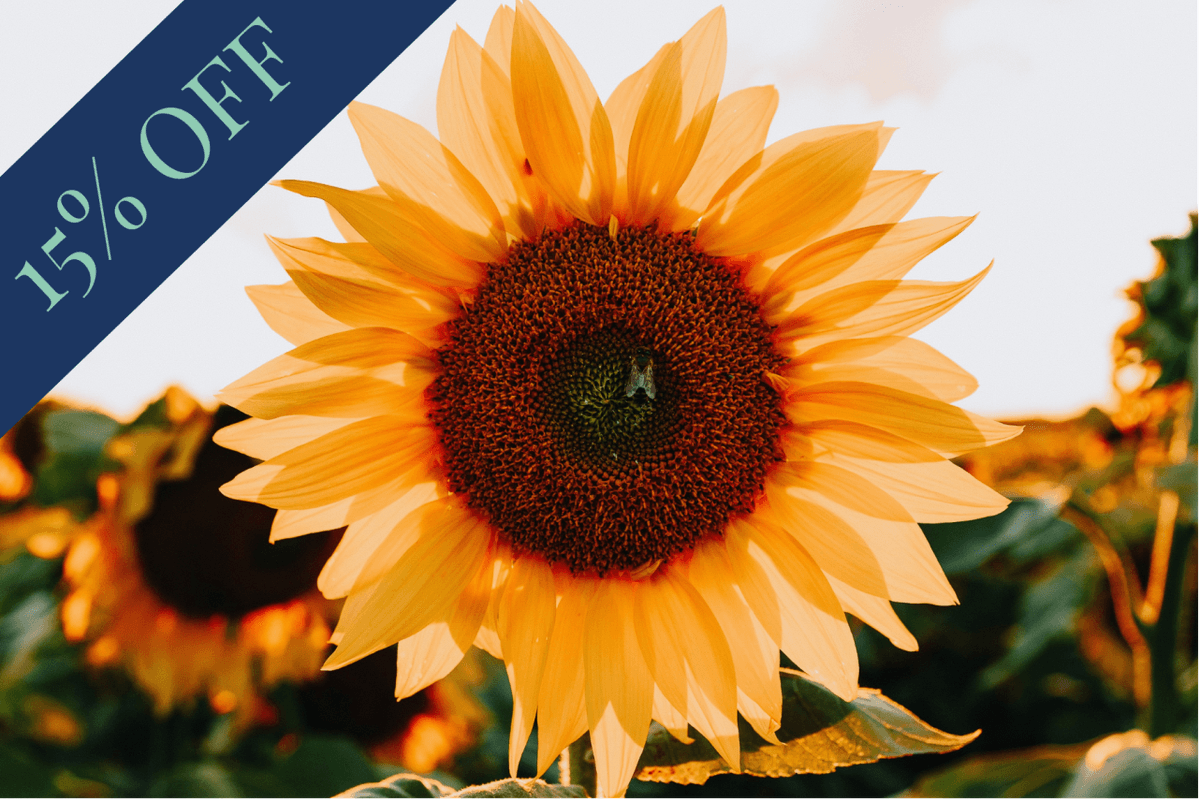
635;669;978;785
902;732;1198;798
336;775;584;798
901;743;1090;797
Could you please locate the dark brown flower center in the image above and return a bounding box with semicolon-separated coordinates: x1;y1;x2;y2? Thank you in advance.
429;223;787;576
134;406;342;619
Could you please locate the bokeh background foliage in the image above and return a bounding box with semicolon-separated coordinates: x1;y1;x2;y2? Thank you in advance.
0;219;1195;797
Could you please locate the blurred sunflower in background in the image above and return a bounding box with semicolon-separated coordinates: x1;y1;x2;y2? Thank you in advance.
0;404;89;561
218;3;1017;795
59;389;341;723
0;411;36;505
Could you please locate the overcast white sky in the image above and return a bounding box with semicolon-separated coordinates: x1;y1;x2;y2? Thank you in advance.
1;0;1195;421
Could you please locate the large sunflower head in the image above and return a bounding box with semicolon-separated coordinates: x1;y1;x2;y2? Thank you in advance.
219;4;1019;795
62;390;341;721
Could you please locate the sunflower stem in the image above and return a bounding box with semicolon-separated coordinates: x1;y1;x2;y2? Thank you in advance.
1062;495;1152;705
1146;519;1194;737
560;734;596;797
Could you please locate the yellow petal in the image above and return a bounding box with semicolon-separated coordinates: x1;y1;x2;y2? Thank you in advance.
220;417;433;510
777;267;990;350
796;491;959;605
674;86;778;229
831;456;1010;523
226;325;431;384
793;337;978;403
651;684;693;744
275;473;424;546
632;581;688;725
826;575;918;652
271;503;355;543
535;576;596;776
283;266;450;341
498;556;557;776
626;8;726;225
584;579;652;798
348;102;506;263
439;27;548;240
787;381;1022;457
318;483;441;597
272;235;458;299
726;519;859;700
268;232;405;287
762;216;975;316
827;170;935;236
213;415;350;461
737;690;783;748
246;282;350;346
695;124;882;258
223;371;422;422
218;328;434;420
763;483;891;599
326;501;491;668
327;199;367;243
474;543;513;660
772;461;914;522
268;236;458;330
483;4;515;76
342;238;459;298
790;420;945;464
636;565;740;771
279;180;482;288
394;543;493;697
688;539;782;743
605;44;670;183
511;1;615;225
439;28;519;227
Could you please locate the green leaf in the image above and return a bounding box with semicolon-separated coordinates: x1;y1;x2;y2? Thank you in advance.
0;591;59;686
900;743;1089;797
634;669;978;785
39;410;121;458
1066;746;1170;797
336;775;585;799
0;552;60;615
123;395;178;432
223;765;296;799
1061;733;1197;798
146;762;242;798
909;733;1199;798
29;409;121;514
0;744;57;798
335;773;456;798
453;778;586;797
1159;462;1197;523
274;734;381;798
979;545;1098;687
1125;214;1198;388
923;498;1079;574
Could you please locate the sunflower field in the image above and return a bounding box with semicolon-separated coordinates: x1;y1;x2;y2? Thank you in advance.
1;3;1196;797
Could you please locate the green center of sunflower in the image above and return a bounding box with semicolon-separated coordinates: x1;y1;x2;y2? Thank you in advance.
544;330;667;460
134;406;343;619
429;223;787;576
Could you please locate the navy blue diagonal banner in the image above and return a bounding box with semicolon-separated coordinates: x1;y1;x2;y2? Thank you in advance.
0;0;455;434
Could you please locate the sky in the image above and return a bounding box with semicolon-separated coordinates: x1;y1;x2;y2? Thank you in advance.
1;0;1195;421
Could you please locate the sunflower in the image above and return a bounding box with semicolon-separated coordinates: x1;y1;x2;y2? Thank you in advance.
218;4;1019;795
61;389;341;722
